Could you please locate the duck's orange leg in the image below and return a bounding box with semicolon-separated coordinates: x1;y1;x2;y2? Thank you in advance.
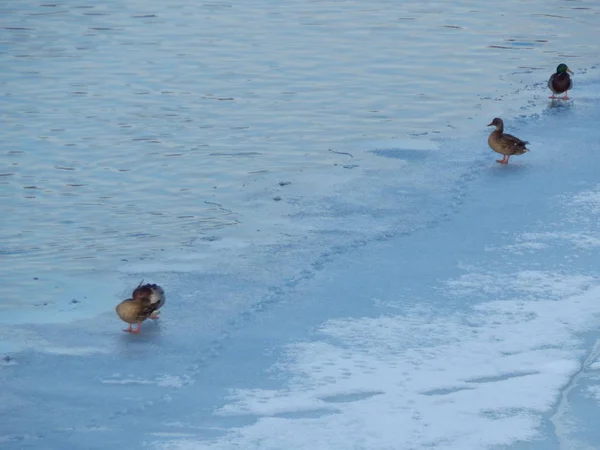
496;155;509;164
150;311;160;320
123;322;142;333
561;93;569;100
549;94;557;99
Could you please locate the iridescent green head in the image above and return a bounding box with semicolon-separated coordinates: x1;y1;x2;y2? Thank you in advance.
556;63;573;74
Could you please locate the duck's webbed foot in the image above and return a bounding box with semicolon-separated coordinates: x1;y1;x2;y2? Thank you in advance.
124;322;142;333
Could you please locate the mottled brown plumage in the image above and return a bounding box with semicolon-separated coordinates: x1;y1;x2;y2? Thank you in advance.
487;118;529;164
115;282;166;333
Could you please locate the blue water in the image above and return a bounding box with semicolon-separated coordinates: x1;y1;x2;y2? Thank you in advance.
2;0;600;449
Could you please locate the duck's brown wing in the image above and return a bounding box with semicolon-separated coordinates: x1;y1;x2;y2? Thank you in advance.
136;298;160;321
132;285;160;320
499;133;529;155
502;133;529;148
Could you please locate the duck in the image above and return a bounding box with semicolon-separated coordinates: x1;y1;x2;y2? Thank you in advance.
115;281;166;333
487;118;529;164
548;63;573;100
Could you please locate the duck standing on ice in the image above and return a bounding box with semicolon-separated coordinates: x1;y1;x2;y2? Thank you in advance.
548;63;573;100
487;118;529;164
116;282;166;333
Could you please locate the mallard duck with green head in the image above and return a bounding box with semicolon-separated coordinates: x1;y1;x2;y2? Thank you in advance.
487;118;529;164
548;63;573;100
115;281;166;333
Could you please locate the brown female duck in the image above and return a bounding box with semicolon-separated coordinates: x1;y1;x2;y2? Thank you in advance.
548;63;573;100
115;282;166;333
487;118;529;164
